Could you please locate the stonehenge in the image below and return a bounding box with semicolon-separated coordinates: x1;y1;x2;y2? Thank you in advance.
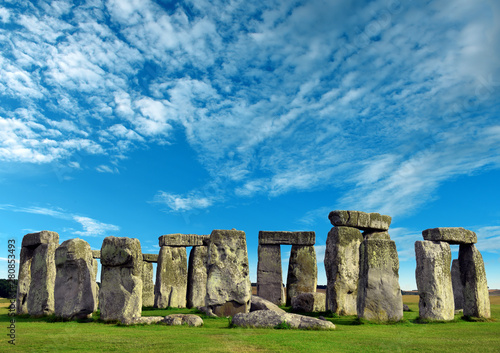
257;231;317;307
415;227;490;320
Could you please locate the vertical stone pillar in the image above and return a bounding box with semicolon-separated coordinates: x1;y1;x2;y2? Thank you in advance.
458;244;490;318
16;231;59;316
415;241;454;321
142;261;155;307
451;259;464;310
357;239;403;321
286;245;317;306
257;244;283;305
324;226;362;315
206;229;252;317
187;246;208;308
92;258;99;311
100;236;143;322
54;238;97;319
154;246;187;308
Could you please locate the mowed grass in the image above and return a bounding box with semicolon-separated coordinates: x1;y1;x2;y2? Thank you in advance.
1;296;499;353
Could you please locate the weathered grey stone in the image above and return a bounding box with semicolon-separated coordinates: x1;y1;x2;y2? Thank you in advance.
54;238;97;320
422;227;477;245
451;259;464;310
16;246;34;315
363;231;391;240
324;226;362;315
250;295;286;313
286;245;317;306
291;292;326;312
159;234;209;247
22;230;59;248
403;304;410;312
205;229;252;317
357;239;403;322
162;314;204;327
154;246;187;308
91;250;101;259
142;253;158;263
328;210;391;231
187;246;208;309
142;261;154;307
99;236;143;322
258;231;315;246
458;244;490;318
257;244;283;305
123;316;163;325
93;258;99;310
415;241;455;321
232;310;335;330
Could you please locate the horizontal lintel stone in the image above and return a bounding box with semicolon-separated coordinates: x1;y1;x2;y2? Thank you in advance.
159;234;210;247
142;253;158;263
22;230;59;248
328;210;391;231
422;227;477;245
258;231;315;245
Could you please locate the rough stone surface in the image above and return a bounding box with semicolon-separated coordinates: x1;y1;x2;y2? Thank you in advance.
93;258;99;310
91;250;101;259
258;231;316;246
363;231;391;240
54;238;97;319
162;314;204;327
99;236;143;322
286;245;317;306
291;292;326;312
403;304;410;312
159;234;209;247
257;244;283;305
142;253;158;263
357;239;403;322
187;246;208;308
142;261;155;307
250;296;285;313
458;244;490;318
206;229;252;317
17;231;59;315
422;227;477;245
154;246;187;308
122;316;163;325
232;310;335;330
415;241;455;321
324;226;362;315
328;210;391;231
451;259;464;310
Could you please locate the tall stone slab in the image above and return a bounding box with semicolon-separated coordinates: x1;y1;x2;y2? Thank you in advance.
100;236;143;322
458;244;490;318
286;245;317;306
206;229;252;317
93;258;99;310
451;259;464;310
142;261;155;307
187;246;208;308
415;241;454;321
357;239;403;322
154;246;187;308
54;238;97;319
16;231;59;316
257;244;283;305
324;226;362;315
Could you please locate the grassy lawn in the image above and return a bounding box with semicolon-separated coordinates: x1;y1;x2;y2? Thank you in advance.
1;296;499;352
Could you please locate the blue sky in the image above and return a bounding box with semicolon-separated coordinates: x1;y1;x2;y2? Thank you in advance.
0;0;499;290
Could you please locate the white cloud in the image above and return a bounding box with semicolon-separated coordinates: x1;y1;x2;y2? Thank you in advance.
72;216;120;237
154;191;214;212
96;165;118;174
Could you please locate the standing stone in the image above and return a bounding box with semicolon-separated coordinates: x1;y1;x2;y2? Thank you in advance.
415;241;454;321
187;246;208;308
286;245;317;306
100;236;143;322
142;261;155;307
205;229;252;317
324;226;362;315
257;244;283;305
458;244;490;318
54;238;97;320
451;259;464;310
357;239;403;322
16;246;34;315
93;258;99;310
154;246;187;308
291;292;326;312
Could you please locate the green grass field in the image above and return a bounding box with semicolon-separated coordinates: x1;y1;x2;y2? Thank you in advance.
2;296;499;352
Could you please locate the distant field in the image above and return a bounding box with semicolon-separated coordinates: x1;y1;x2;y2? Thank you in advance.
1;296;499;352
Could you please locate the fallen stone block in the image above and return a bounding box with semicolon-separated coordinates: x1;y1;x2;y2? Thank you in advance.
122;316;164;325
159;234;209;247
328;210;391;231
422;227;477;245
258;231;315;246
162;314;204;327
291;292;326;312
250;296;286;314
232;310;335;330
